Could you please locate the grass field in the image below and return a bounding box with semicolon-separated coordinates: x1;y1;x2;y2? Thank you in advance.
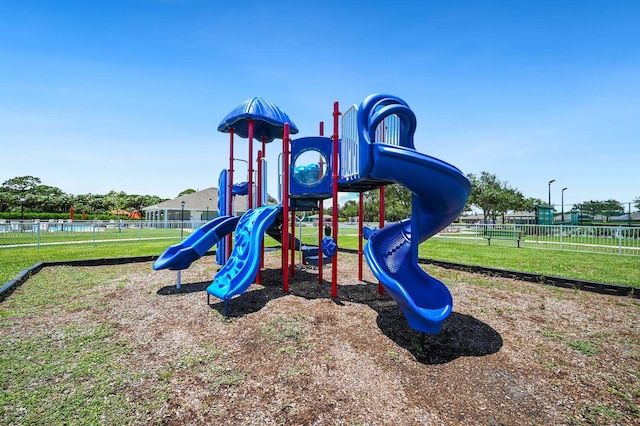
1;229;638;288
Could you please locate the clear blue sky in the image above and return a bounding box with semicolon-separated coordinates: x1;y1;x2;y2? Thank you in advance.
1;0;639;210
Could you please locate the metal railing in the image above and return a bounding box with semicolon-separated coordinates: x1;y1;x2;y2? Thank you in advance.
0;219;204;249
437;223;640;256
4;219;639;257
374;114;401;146
340;104;359;180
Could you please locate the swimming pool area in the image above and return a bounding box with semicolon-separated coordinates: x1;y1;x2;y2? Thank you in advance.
0;220;187;248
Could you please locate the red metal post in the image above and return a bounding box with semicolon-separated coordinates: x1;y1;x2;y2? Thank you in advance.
318;121;324;284
248;119;254;210
257;150;262;209
378;186;385;295
290;210;296;276
282;123;290;293
358;191;364;281
260;136;266;275
256;150;263;285
226;128;235;261
331;102;340;298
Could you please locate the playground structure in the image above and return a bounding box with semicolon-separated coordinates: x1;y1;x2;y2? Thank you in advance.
154;94;471;334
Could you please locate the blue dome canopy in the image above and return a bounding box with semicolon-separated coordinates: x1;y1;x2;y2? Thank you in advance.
217;97;299;143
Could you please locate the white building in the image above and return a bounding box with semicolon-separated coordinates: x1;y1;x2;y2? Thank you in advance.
142;187;248;224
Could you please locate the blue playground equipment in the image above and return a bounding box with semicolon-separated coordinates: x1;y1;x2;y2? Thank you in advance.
155;93;471;334
207;205;281;315
153;215;240;271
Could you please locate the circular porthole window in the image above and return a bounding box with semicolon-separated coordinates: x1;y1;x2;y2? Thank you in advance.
292;149;328;187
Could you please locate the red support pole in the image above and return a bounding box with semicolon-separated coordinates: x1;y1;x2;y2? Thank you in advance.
282;123;290;293
378;186;385;295
256;150;263;285
331;102;340;299
257;150;262;209
260;136;266;275
318;121;324;284
248;119;254;210
358;191;364;281
261;136;266;176
290;210;296;276
226;128;235;261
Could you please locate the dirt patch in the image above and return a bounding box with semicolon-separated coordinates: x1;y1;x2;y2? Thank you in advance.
4;252;640;425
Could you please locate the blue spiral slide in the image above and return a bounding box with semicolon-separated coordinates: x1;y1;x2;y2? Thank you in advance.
350;94;471;334
364;144;471;333
206;205;281;304
153;215;240;271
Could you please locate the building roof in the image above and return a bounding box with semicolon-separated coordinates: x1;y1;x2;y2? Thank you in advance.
505;211;536;218
611;212;640;221
142;187;248;212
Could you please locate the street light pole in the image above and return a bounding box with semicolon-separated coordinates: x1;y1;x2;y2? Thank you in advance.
561;187;567;223
548;179;555;206
180;200;185;238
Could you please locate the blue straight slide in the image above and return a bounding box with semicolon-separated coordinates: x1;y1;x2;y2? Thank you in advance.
153;215;240;271
207;205;281;302
365;144;472;334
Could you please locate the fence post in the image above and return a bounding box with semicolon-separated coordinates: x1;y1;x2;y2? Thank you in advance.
37;222;40;248
618;226;623;255
560;224;563;250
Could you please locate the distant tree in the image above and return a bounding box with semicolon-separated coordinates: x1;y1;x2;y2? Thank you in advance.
466;172;524;222
32;185;68;213
574;199;624;221
633;196;640;212
0;176;44;213
363;189;379;222
178;189;196;197
384;184;412;222
340;199;358;219
1;176;41;194
602;199;625;220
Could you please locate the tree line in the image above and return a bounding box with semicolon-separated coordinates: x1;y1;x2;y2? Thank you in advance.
0;176;168;219
4;173;638;223
333;171;640;223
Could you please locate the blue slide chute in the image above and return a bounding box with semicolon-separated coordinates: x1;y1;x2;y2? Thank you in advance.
365;144;471;333
153;215;240;271
353;94;471;334
207;205;281;301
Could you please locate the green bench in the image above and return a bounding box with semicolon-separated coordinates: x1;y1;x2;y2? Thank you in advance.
484;228;524;248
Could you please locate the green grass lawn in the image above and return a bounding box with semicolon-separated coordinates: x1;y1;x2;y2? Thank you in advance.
1;232;638;289
0;241;173;286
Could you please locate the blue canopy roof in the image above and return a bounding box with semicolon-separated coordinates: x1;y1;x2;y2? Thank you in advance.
217;97;299;143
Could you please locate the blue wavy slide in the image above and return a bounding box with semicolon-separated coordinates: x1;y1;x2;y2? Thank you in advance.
365;144;472;334
153;215;240;271
206;205;281;304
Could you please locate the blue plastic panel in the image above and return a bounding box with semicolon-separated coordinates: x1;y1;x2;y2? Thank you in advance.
289;136;332;198
218;97;299;142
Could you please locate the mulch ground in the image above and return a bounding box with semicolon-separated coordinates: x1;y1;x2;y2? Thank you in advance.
3;251;640;425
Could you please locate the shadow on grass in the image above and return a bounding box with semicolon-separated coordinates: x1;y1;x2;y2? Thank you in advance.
157;267;502;365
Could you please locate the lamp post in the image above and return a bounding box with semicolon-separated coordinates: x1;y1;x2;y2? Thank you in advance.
561;187;567;223
206;205;209;221
548;179;555;206
20;197;25;221
180;200;185;238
